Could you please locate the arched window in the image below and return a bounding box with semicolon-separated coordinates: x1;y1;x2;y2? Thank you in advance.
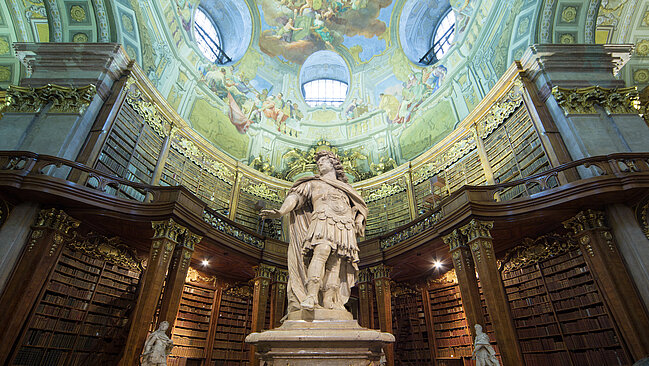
432;9;456;60
193;7;230;64
302;79;349;107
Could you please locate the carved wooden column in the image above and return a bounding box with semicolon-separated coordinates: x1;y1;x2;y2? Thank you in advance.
119;219;185;366
249;263;274;365
0;208;79;365
442;230;485;337
204;277;229;366
269;268;288;328
460;219;523;366
372;264;394;366
158;230;202;329
418;284;437;362
564;209;649;360
358;268;374;329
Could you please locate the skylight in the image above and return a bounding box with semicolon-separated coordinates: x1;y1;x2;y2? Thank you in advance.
193;7;230;64
433;9;456;60
302;79;349;107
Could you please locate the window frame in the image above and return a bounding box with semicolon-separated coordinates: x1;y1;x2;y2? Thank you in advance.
193;7;231;64
301;78;349;107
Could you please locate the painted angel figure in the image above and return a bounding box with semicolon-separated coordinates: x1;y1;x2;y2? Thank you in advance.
472;324;500;366
140;321;174;366
260;150;368;312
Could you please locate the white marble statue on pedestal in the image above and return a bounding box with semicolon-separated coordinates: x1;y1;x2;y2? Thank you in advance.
472;324;500;366
261;150;368;313
140;321;174;366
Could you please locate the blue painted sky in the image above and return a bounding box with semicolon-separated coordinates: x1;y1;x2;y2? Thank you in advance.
342;35;386;62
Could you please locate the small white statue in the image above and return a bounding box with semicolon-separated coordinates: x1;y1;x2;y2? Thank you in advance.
472;324;500;366
140;321;174;366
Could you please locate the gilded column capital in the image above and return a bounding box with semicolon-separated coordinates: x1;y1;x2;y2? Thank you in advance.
274;268;288;283
151;218;186;242
5;84;96;114
33;208;80;234
552;85;640;115
563;209;607;235
179;231;202;251
358;268;372;283
459;219;493;242
442;229;466;251
370;264;392;280
253;263;276;279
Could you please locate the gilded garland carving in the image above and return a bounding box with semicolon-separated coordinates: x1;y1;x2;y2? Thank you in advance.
67;232;143;271
636;198;649;241
202;209;264;249
412;134;476;184
5;84;96;114
391;281;418;297
151;218;187;242
562;209;607;235
179;231;202;251
241;178;283;203
475;78;524;139
370;264;392;279
34;208;80;233
171;136;235;184
125;89;171;138
552;86;640;115
364;179;406;203
186;266;217;286
253;263;276;279
427;269;458;285
501;234;578;272
225;283;253;298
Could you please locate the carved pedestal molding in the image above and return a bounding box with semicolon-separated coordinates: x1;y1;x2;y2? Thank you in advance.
459;219;524;366
564;210;649;360
119;218;187;366
0;208;80;365
442;230;484;338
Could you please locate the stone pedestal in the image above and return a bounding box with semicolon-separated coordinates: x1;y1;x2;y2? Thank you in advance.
245;310;394;366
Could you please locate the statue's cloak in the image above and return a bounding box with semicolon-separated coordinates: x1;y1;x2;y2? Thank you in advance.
286;175;368;312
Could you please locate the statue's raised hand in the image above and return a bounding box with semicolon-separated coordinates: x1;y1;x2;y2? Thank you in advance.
260;208;282;219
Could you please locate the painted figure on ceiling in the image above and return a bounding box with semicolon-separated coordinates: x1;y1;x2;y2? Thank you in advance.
260;150;368;312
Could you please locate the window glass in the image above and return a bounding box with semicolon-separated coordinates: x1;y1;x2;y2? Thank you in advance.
302;79;348;107
193;8;222;63
433;10;456;59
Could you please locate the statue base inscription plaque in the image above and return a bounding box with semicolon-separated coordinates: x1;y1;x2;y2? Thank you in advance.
245;309;394;366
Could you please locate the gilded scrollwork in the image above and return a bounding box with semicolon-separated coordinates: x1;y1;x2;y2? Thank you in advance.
562;209;607;235
443;229;465;251
186;266;217;286
475;78;524;139
391;281;418;297
253;263;276;279
370;264;392;279
125;90;171;138
5;84;96;114
279;140;370;181
427;268;458;285
412;134;476;185
380;210;443;249
67;232;143;271
363;179;405;203
636;198;649;241
358;268;372;283
501;234;579;272
151;218;187;242
225;283;253;298
241;178;283;203
34;208;80;233
171;136;235;184
552;86;640;115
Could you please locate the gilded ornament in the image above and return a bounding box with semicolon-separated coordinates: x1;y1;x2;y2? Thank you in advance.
202;209;264;249
34;208;80;233
125;91;170;137
580;235;591;244
5;84;96;114
380;210;443;249
370;264;392;279
563;209;607;235
69;5;86;22
358;268;372;283
560;33;575;44
644;11;649;27
0;66;11;82
635;69;649;84
67;232;142;270
151;218;187;242
365;181;405;202
474;78;524;139
253;263;276;279
501;234;578;272
180;231;202;250
280;140;371;181
170;136;235;183
225;283;253;298
186;266;217;285
0;37;10;55
428;269;458;285
413;134;477;184
561;6;577;23
637;200;649;241
460;220;493;241
637;40;649;57
552;86;640;115
241;180;282;202
72;32;88;43
443;229;465;251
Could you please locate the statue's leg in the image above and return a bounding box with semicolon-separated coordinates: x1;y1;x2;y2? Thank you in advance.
322;255;341;309
301;243;330;310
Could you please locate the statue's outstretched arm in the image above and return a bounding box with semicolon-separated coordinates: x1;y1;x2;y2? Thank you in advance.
260;193;299;219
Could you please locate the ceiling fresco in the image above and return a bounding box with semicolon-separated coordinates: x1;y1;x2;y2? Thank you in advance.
4;0;649;181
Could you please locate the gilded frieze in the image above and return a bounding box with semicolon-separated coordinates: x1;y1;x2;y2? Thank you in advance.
225;283;253;298
171;136;235;184
427;268;458;285
202;209;264;249
501;234;579;272
241;178;283;203
5;84;96;114
186;266;217;286
552;86;640;115
67;232;143;271
412;134;476;185
278;140;370;181
125;87;171;138
475;78;524;139
363;179;405;203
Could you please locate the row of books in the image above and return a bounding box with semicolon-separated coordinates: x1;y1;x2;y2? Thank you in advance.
430;305;463;316
173;327;207;338
184;286;214;298
178;311;209;323
520;337;565;352
48;282;92;301
181;298;213;310
544;265;589;285
103;264;140;279
553;292;601;311
62;251;104;268
92;292;132;308
433;319;467;331
175;319;210;331
522;350;571;365
541;256;585;276
172;346;205;358
97;283;134;298
43;293;88;310
510;294;548;309
510;302;553;319
435;335;472;347
505;285;545;301
433;311;465;322
506;278;544;292
55;264;98;283
571;349;628;366
435;345;472;358
172;335;207;348
564;330;618;349
539;250;582;269
501;263;538;280
561;315;613;334
183;293;213;304
50;333;76;349
548;283;597;301
98;276;133;291
12;348;67;366
556;305;606;322
37;303;85;321
517;323;560;339
179;303;211;315
52;272;95;291
436;328;469;338
502;271;541;287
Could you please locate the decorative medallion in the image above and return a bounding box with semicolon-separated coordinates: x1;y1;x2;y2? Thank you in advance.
72;32;88;43
560;33;576;44
561;6;577;23
0;37;9;55
69;5;86;22
637;40;649;57
121;14;134;33
634;69;649;84
0;66;10;82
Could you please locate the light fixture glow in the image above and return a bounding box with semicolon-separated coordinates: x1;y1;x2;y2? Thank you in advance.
202;259;209;267
433;260;443;269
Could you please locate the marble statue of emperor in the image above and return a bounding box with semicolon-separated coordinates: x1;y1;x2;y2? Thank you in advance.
261;150;368;312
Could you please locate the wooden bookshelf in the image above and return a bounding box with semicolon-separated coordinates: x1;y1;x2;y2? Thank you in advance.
95;102;163;201
477;280;502;364
364;190;411;238
427;284;472;366
170;283;217;361
211;291;253;365
502;248;630;366
12;247;141;366
392;291;432;364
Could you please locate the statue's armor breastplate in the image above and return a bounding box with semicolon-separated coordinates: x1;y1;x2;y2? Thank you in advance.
312;183;353;222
